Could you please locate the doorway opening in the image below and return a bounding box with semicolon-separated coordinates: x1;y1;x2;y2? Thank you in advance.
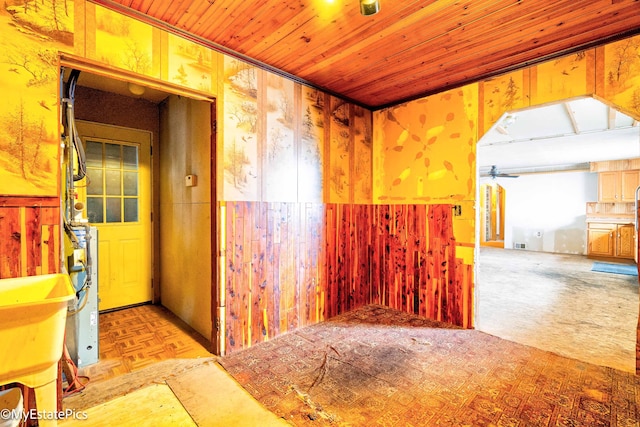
60;61;219;366
475;96;640;373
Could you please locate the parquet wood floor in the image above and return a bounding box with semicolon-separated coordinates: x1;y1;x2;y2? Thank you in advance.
77;304;212;384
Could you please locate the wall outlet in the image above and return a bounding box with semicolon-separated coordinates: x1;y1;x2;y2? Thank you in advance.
185;174;197;187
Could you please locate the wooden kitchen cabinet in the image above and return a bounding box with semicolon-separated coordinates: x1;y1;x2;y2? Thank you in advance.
598;172;617;202
617;223;635;259
587;222;635;259
598;170;640;202
588;223;616;257
620;171;640;201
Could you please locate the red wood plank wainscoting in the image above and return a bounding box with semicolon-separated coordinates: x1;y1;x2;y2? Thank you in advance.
223;202;473;353
0;197;60;278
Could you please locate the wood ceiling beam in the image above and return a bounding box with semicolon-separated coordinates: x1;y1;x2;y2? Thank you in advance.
564;102;580;135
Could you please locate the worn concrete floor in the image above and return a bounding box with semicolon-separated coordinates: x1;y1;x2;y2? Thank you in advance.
476;246;639;373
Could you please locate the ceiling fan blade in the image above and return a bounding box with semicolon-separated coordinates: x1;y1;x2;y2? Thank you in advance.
487;165;519;178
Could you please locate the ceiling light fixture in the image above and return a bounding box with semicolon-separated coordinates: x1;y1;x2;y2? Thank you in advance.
503;114;517;126
128;82;145;96
360;0;380;16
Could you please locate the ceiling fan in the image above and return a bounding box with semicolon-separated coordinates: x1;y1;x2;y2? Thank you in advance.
488;165;519;179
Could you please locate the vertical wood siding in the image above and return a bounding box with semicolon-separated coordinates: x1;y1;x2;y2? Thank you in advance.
0;198;60;279
223;202;472;353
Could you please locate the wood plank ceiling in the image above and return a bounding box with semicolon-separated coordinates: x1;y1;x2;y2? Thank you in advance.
93;0;640;109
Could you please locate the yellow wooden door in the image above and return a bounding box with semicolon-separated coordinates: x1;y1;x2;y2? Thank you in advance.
76;121;152;311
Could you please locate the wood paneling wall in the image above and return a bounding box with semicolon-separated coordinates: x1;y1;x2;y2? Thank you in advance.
0;197;60;279
325;203;471;326
224;202;325;351
159;96;213;341
223;202;472;354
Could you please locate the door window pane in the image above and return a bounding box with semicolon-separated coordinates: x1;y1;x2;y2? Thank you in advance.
123;172;138;196
124;199;138;222
85;141;103;168
105;170;121;195
87;197;104;223
105;143;121;169
123;145;138;169
106;198;121;223
87;169;103;195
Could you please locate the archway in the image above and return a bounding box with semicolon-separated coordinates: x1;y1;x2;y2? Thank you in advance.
475;95;640;373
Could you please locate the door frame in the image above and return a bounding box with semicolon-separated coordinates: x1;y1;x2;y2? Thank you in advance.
209;100;219;355
479;182;506;248
59;55;220;355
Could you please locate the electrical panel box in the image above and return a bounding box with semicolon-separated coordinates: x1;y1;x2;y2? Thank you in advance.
66;226;99;367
